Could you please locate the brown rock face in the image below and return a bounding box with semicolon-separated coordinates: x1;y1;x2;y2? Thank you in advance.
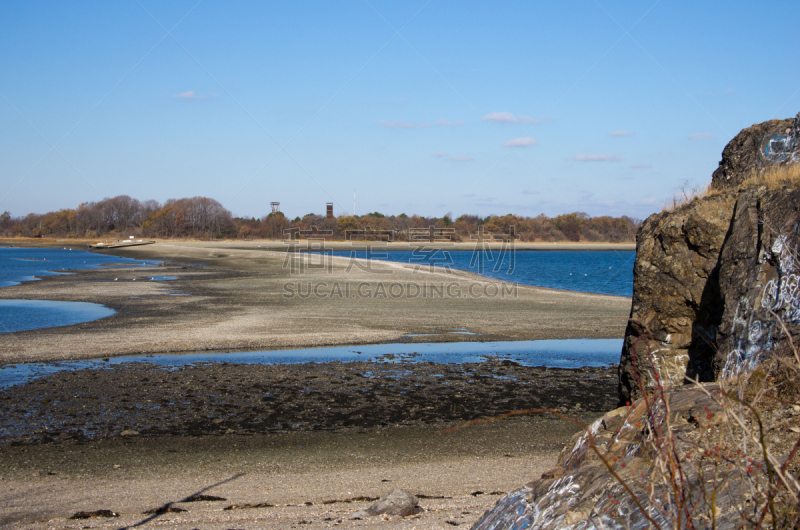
619;187;800;403
618;113;800;403
617;192;737;403
710;116;795;190
715;188;800;375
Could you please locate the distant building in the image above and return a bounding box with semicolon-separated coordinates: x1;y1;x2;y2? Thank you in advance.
271;202;280;215
326;202;334;219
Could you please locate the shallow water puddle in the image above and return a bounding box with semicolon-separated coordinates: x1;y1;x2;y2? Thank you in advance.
0;338;622;388
0;299;115;334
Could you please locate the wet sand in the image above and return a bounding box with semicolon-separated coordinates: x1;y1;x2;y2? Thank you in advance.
1;417;583;529
0;240;630;528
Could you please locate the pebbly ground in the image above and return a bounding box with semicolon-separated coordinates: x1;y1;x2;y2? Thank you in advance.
0;360;617;445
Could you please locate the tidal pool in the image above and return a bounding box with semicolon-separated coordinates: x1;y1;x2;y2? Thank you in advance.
0;299;115;334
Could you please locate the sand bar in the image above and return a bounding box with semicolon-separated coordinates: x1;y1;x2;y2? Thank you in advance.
0;240;631;363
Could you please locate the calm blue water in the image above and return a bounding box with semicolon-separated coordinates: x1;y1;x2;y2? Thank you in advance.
0;247;157;333
319;249;635;297
0;338;623;388
0;247;157;288
0;300;115;333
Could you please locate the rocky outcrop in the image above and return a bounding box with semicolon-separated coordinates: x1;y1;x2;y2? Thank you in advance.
472;379;800;529
618;113;800;403
475;114;800;529
473;387;741;529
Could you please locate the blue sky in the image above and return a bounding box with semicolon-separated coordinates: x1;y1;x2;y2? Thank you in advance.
1;1;799;220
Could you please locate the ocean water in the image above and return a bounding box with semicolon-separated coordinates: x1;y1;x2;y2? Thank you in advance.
0;247;157;333
321;249;635;297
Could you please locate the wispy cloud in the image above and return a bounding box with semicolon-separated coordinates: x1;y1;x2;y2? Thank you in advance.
608;130;633;137
438;118;452;126
433;151;449;157
571;154;622;162
481;111;539;124
630;163;652;169
689;132;714;139
520;189;540;195
449;155;473;162
380;120;430;129
174;90;216;100
503;137;538;148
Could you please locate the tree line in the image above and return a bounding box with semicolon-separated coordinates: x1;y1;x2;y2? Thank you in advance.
0;195;640;243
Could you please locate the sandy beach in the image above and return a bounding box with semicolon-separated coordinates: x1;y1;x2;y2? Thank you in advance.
1;417;583;529
0;240;631;528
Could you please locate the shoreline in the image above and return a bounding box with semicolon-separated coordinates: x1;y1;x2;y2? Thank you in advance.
0;241;631;364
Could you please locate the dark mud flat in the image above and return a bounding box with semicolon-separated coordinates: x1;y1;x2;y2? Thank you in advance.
0;361;618;445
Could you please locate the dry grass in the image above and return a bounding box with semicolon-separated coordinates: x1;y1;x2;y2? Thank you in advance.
743;164;800;191
664;181;711;212
664;164;800;214
613;331;800;528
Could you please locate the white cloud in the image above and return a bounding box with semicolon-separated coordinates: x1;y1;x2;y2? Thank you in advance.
380;120;430;129
689;132;715;139
630;163;652;169
449;155;473;162
481;111;538;124
520;189;540;195
571;154;622;162
608;130;632;137
433;151;449;157
503;137;538;148
438;118;452;126
174;90;215;100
